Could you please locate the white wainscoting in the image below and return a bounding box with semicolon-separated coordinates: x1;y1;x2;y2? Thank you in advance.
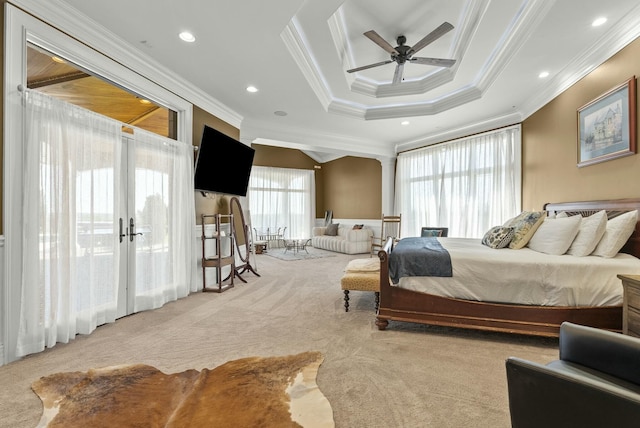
0;236;5;367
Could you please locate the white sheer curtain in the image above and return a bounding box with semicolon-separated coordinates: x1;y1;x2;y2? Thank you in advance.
17;89;122;357
248;166;316;239
16;90;196;358
395;125;521;239
132;129;196;312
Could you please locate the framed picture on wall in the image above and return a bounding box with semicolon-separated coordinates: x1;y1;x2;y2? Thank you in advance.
577;76;637;167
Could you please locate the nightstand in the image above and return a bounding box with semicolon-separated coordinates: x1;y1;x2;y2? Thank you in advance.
618;274;640;337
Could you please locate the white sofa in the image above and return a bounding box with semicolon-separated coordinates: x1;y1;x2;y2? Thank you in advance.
311;224;373;254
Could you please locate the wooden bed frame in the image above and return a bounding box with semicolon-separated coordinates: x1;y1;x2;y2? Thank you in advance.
375;198;640;337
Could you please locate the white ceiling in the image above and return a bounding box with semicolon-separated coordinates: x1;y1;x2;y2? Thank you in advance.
35;1;640;161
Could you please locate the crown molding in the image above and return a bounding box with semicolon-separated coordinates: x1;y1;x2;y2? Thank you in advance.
281;19;332;109
241;120;394;159
519;2;640;120
8;0;243;128
283;0;556;122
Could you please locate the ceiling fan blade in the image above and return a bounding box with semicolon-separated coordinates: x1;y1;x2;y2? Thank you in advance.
392;63;405;85
347;60;393;73
410;57;456;67
409;22;454;55
363;30;400;55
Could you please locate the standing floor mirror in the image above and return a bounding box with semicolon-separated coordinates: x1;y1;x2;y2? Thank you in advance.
230;196;260;278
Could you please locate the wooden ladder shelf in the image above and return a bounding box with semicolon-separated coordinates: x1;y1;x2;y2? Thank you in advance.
201;213;236;292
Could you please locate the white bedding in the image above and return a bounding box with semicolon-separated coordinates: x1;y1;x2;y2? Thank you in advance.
396;237;640;307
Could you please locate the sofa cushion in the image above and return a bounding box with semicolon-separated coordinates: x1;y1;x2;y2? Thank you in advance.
324;223;339;236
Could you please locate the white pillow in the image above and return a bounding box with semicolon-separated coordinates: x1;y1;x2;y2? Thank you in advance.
566;210;608;257
527;215;582;255
592;210;638;258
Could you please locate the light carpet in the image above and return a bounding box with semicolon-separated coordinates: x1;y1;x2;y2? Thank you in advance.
32;351;333;428
263;246;337;261
0;251;558;428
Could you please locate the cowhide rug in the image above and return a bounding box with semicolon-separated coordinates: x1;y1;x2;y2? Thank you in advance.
31;351;334;427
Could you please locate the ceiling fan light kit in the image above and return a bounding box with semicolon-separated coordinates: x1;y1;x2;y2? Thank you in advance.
347;21;456;85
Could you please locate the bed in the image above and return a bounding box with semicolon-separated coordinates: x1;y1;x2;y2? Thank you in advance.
375;199;640;337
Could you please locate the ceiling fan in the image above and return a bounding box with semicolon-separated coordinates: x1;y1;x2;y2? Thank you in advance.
347;22;456;85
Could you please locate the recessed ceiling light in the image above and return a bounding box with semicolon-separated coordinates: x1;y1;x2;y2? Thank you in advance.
51;56;65;64
179;31;196;42
274;111;288;116
246;86;258;93
139;99;151;104
538;71;549;78
592;17;607;27
401;121;410;126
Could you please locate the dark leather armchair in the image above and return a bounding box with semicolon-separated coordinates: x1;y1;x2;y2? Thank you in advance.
505;322;640;428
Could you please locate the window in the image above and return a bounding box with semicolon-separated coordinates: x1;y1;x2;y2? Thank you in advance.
395;125;521;238
248;167;316;240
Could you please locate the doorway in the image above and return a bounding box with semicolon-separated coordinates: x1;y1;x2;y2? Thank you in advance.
3;5;196;364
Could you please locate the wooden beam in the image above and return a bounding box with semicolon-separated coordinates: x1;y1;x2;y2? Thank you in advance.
28;71;90;89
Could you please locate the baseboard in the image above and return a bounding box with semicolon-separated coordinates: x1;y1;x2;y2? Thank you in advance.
0;235;5;367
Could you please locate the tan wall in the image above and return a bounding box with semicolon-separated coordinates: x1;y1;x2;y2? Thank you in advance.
253;145;382;219
252;144;324;217
321;156;381;219
522;37;640;211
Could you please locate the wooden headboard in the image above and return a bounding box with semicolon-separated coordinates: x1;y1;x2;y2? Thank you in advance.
544;198;640;259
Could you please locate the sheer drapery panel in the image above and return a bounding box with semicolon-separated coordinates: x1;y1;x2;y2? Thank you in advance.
395;126;521;239
248;166;316;240
18;89;122;357
16;90;196;358
131;129;197;312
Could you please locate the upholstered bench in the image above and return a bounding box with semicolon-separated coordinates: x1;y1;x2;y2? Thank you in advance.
340;258;380;312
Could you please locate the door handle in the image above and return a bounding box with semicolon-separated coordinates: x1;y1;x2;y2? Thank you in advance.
119;218;126;243
129;217;143;242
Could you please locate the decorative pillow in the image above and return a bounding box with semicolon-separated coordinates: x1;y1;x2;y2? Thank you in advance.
324;223;340;236
502;214;518;227
527;215;582;255
481;226;514;249
507;211;546;249
591;210;638;258
352;224;364;230
566;210;607;256
421;229;443;237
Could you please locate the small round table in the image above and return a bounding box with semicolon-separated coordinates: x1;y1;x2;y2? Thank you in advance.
283;238;312;254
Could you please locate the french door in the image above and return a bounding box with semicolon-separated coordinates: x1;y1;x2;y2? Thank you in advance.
76;133;173;319
122;132;180;316
16;107;194;360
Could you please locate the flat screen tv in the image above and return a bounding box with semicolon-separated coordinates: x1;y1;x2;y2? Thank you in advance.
194;125;255;197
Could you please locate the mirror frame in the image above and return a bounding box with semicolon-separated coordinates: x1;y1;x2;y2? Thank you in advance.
229;196;260;277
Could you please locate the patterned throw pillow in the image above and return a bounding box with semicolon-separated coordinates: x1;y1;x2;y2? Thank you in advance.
507;211;546;249
482;226;515;249
421;229;442;237
324;223;340;236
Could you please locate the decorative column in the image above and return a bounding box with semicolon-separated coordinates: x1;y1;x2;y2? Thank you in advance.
377;156;396;216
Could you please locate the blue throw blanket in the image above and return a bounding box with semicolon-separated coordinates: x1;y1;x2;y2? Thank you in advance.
389;237;453;284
